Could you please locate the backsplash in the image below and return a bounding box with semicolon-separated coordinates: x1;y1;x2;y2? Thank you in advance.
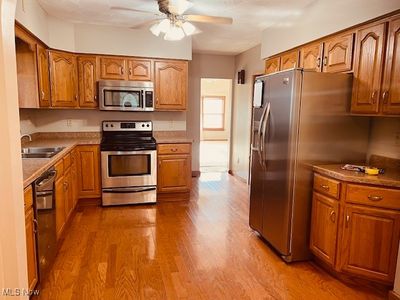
367;117;400;160
19;109;186;134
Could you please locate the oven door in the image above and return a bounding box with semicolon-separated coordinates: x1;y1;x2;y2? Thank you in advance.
101;150;157;188
100;86;144;111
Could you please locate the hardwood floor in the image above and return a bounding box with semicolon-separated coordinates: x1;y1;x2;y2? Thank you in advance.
37;173;387;299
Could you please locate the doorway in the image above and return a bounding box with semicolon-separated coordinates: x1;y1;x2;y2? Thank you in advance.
199;78;232;173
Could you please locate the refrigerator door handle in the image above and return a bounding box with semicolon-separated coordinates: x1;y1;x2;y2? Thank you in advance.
257;102;269;167
260;102;271;168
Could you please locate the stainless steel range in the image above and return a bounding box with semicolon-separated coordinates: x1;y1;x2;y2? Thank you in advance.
100;121;157;206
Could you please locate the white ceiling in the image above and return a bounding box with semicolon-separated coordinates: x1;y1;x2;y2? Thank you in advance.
37;0;317;55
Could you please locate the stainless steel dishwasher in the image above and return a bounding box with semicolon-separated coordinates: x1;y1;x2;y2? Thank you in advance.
34;168;57;283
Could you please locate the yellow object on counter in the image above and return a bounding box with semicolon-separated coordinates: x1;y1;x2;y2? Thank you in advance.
365;167;379;175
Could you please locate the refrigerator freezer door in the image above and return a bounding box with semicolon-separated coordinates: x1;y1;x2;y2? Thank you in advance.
260;70;300;256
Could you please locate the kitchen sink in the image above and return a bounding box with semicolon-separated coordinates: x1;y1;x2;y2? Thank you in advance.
21;147;65;159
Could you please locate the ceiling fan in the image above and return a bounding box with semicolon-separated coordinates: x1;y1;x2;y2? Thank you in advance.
111;0;233;41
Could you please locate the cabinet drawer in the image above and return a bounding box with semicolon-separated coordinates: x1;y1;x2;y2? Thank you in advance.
313;174;341;199
24;185;33;210
346;184;400;210
63;153;71;170
158;144;191;155
54;159;64;179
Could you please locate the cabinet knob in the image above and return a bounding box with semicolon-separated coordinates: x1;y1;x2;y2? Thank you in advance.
75;95;78;101
121;67;124;75
371;91;377;104
382;91;389;104
367;195;383;201
94;95;97;101
171;148;178;152
330;210;336;223
320;184;329;191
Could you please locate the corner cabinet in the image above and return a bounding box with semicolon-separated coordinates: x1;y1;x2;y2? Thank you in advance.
77;55;98;108
154;60;188;110
157;143;192;201
49;51;79;108
36;44;51;107
310;173;400;284
351;23;386;114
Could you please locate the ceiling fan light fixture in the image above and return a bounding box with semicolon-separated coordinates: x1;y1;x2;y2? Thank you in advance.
169;0;193;15
164;25;185;41
150;22;162;36
181;21;196;36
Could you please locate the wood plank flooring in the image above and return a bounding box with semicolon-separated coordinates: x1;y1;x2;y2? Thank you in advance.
37;173;387;299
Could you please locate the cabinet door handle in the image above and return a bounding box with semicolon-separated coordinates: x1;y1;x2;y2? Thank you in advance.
129;68;132;76
382;91;389;104
171;148;178;152
323;56;328;66
367;195;383;201
41;90;45;100
330;210;336;223
316;57;321;68
94;95;97;101
120;66;124;75
75;95;78;101
320;184;330;191
345;215;350;227
371;91;377;103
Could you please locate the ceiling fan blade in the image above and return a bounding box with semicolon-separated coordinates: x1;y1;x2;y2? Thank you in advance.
185;15;233;25
130;19;163;30
110;6;160;15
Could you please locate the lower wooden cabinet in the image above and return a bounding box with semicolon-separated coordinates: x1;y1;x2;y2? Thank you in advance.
157;143;192;199
310;192;339;267
340;204;400;283
310;173;400;284
24;186;38;291
55;171;66;239
76;145;101;199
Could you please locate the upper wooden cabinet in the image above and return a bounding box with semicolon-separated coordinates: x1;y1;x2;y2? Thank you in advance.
382;16;400;115
265;57;281;74
36;44;51;107
280;50;299;71
154;60;188;110
310;192;339;267
322;32;355;73
49;51;79;108
99;57;127;80
128;59;152;81
300;42;323;72
77;55;98;108
351;23;387;114
340;204;400;283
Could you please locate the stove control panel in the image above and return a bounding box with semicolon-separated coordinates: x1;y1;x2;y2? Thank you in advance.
102;121;152;131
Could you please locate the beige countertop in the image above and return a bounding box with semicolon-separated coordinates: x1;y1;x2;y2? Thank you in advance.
153;131;193;144
313;164;400;188
22;136;100;188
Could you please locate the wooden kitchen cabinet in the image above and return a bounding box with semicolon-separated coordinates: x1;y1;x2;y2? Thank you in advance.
322;32;355;73
24;186;38;291
36;44;51;107
340;204;400;283
154;60;188;110
76;145;101;199
382;16;400;115
310;192;339;267
55;160;66;239
49;51;79;108
99;57;127;80
280;50;299;71
77;55;98;108
265;57;281;74
157;143;192;200
351;23;386;114
300;42;323;72
71;149;79;208
128;59;152;81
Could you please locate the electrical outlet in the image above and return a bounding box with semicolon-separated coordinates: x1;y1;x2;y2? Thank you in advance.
66;119;72;127
395;132;400;146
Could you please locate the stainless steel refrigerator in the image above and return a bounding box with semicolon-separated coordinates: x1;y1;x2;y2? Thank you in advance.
249;69;369;262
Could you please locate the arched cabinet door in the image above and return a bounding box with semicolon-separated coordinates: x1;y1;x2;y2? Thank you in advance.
128;59;152;81
154;60;188;111
78;55;98;108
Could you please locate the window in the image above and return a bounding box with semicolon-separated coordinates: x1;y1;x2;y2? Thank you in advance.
202;96;225;131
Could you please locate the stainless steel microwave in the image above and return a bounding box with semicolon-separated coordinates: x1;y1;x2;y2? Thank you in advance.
99;80;154;111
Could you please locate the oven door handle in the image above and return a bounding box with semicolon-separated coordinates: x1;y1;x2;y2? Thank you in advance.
103;187;157;194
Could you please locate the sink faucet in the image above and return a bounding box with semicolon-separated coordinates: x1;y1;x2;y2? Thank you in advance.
21;134;32;142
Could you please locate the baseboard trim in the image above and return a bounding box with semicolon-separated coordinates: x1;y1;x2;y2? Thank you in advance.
389;291;400;300
228;170;247;183
192;171;201;177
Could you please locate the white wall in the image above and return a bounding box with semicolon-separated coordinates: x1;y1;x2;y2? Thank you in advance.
261;0;400;58
187;53;235;172
19;109;186;134
0;0;29;295
230;45;264;181
15;0;192;60
200;78;232;141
